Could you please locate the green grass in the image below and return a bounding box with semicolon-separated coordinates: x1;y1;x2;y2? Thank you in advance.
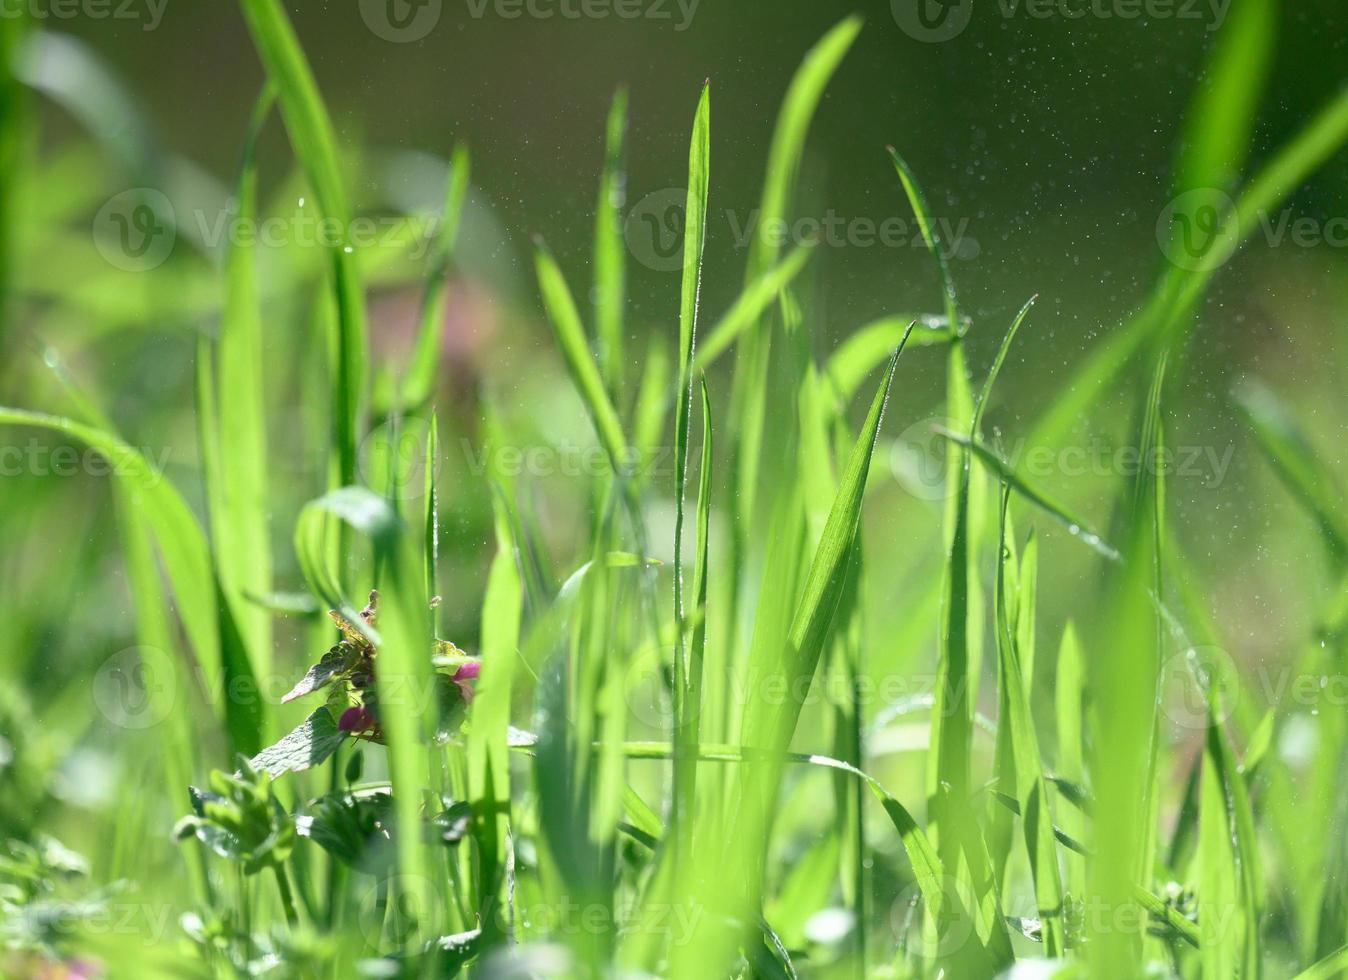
4;5;1348;980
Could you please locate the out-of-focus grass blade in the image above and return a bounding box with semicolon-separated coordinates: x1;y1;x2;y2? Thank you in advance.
403;143;470;409
534;242;628;472
1055;622;1087;898
1234;379;1348;564
467;490;522;949
15;32;158;178
1171;0;1275;197
212;87;275;689
594;89;627;392
196;338;266;756
0;409;222;695
671;81;710;857
1295;945;1348;980
0;12;27;349
694;242;812;370
1199;712;1239;978
424;412;439;602
236;0;367;487
1032;83;1348;452
993;488;1064;956
727;14;861;620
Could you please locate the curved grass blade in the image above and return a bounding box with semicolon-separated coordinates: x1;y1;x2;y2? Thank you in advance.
823;314;959;402
671;81;710;859
466;491;523;949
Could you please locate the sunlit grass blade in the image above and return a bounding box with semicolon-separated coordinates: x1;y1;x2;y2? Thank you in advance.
211;86;275;695
236;0;367;487
594;88;627;392
671;80;710;859
1055;622;1087;899
993;488;1064;956
466;491;523;949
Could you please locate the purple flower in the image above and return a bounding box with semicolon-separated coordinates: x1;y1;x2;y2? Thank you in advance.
338;706;377;735
453;661;480;703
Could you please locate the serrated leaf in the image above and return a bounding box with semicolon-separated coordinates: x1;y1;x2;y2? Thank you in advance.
280;641;362;703
249;707;347;777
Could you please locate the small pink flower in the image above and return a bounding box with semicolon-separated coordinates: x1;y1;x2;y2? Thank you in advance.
338;706;377;734
453;661;480;703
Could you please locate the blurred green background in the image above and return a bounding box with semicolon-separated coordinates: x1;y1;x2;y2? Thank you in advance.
2;1;1347;965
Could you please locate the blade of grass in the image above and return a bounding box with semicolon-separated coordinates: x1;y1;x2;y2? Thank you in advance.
236;0;368;488
467;489;523;950
403;143;470;410
594;88;627;393
671;81;710;862
212;86;276;695
534;242;628;472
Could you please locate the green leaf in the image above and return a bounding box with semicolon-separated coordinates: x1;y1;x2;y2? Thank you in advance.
280;641;362;704
250;708;347;777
